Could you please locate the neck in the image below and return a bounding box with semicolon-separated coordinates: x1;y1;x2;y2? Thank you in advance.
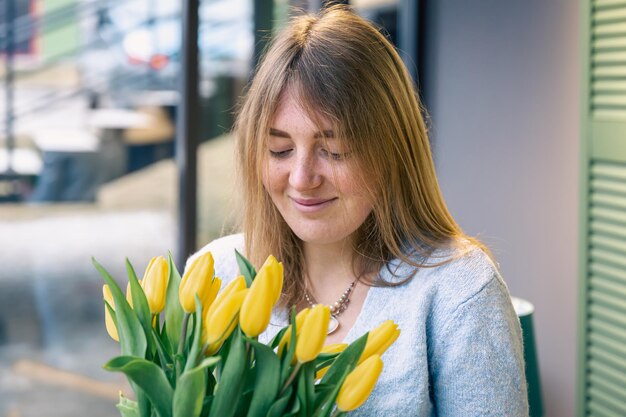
303;239;358;298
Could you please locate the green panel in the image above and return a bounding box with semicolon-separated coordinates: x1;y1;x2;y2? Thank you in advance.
594;0;626;10
588;374;625;406
591;205;626;224
588;400;623;417
589;358;626;386
588;386;626;415
591;246;626;269
590;274;626;298
589;345;626;376
591;120;626;160
590;260;626;285
579;1;626;415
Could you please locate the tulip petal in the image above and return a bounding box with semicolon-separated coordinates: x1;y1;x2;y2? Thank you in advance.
336;354;383;412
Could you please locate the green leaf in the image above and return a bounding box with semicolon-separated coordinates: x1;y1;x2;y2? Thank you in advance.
312;333;368;417
200;396;214;417
296;366;308;417
127;258;154;355
235;249;256;287
235;390;254;417
280;308;298;383
165;252;184;353
116;392;140;417
209;331;247;417
93;258;147;358
104;356;173;417
245;339;281;417
151;329;174;383
185;296;205;372
304;362;315;415
269;327;288;350
173;364;208;417
265;386;292;417
320;333;368;386
135;387;151;417
284;395;301;417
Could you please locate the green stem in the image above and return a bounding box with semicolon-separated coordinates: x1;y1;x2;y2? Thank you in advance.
330;410;341;417
176;313;191;376
279;362;303;396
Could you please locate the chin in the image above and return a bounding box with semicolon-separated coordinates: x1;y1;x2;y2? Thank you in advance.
291;227;350;246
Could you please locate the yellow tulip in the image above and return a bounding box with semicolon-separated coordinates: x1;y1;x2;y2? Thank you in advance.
316;343;348;379
239;259;283;337
179;251;215;313
277;308;310;357
218;275;247;300
336;354;383;412
321;343;349;354
142;256;169;314
258;255;284;304
295;304;330;363
358;320;400;364
103;285;119;342
202;276;222;314
126;281;134;308
204;288;248;345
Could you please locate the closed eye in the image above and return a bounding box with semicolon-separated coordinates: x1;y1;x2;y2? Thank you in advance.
320;149;350;161
269;149;292;158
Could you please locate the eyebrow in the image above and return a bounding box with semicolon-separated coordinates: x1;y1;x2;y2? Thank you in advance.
269;128;335;139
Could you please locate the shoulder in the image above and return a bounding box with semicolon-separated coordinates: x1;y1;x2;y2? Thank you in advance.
392;242;505;305
393;243;514;331
428;244;504;301
185;233;244;283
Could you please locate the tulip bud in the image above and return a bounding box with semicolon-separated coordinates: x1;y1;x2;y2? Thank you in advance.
295;304;330;363
103;285;119;342
358;320;400;364
126;281;134;309
259;255;284;304
336;354;383;412
277;308;310;357
142;256;169;314
239;258;282;337
179;252;215;313
316;343;348;379
204;288;248;346
202;276;222;314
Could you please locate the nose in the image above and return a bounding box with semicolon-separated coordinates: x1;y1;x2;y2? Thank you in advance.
289;152;322;191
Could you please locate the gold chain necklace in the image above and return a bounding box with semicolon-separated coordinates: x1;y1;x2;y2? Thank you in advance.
304;279;357;334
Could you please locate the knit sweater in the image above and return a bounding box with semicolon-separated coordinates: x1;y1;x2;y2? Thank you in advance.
188;234;529;416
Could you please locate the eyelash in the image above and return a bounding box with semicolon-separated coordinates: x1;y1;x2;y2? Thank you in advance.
269;149;348;161
269;150;291;159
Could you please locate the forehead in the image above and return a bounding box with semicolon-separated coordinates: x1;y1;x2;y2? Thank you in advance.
270;86;334;134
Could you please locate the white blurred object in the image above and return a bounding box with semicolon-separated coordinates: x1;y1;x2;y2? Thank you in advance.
511;296;535;317
0;149;43;175
88;108;153;129
32;129;100;152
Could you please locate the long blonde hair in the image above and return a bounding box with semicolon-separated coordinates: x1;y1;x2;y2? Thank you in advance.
235;5;488;308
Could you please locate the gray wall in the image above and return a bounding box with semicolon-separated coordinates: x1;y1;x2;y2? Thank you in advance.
422;1;580;416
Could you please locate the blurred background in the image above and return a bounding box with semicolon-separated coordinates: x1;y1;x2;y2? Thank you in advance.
0;0;620;416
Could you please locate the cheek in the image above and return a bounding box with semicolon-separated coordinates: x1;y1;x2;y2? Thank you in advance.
262;161;285;195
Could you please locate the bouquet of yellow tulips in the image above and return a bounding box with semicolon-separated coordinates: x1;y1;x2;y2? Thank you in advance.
94;250;400;417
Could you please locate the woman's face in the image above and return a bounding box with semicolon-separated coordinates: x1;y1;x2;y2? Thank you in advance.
262;90;373;247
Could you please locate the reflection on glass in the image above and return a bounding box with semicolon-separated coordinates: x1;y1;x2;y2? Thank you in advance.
1;0;252;415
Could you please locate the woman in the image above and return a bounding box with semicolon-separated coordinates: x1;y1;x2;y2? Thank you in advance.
190;5;528;416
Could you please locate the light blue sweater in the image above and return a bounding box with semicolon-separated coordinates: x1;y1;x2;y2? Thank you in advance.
189;234;529;416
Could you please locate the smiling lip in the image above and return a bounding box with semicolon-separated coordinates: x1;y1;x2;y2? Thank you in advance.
291;197;337;212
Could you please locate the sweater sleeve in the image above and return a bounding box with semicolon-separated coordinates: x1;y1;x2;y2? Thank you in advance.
428;274;529;416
